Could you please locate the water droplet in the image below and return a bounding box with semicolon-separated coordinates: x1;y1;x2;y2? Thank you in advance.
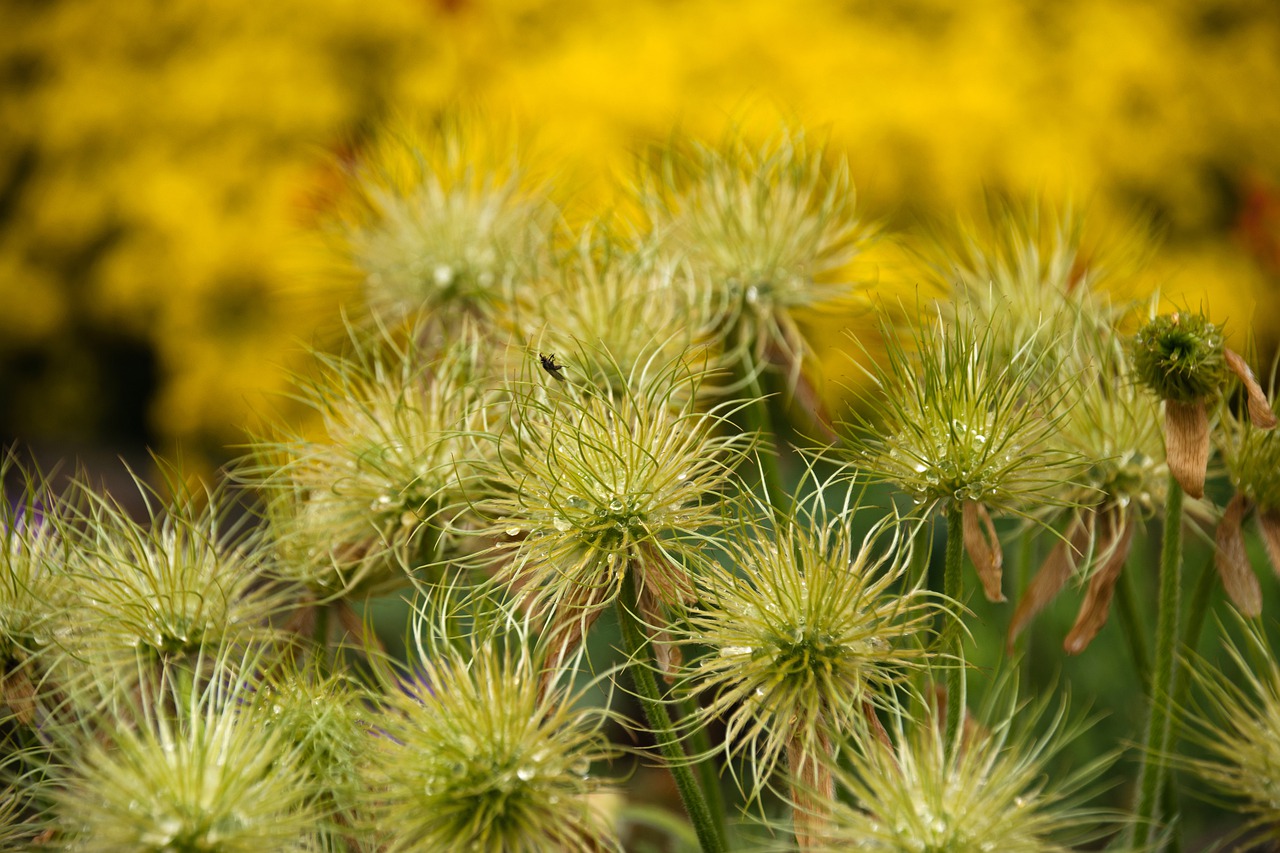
516;766;535;782
552;517;571;532
433;264;455;287
506;526;521;536
676;472;688;481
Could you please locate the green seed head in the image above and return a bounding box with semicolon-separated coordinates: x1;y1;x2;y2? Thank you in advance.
481;346;752;628
1184;621;1280;842
362;601;619;852
57;470;284;681
252;324;496;599
340;111;555;327
1053;324;1168;518
682;499;935;801
509;227;732;399
638;126;875;367
847;310;1083;516
1131;311;1228;404
818;688;1118;852
49;647;322;853
1221;392;1280;511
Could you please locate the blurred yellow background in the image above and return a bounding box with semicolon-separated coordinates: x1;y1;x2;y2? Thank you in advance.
4;0;1279;463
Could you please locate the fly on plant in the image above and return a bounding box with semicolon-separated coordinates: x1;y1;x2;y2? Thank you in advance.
539;352;567;381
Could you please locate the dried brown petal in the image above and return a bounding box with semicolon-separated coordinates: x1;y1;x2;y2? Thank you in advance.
1225;348;1279;430
963;500;1005;602
1215;493;1262;617
1;666;37;726
1064;510;1136;654
636;581;683;683
637;541;695;607
1260;509;1280;578
788;727;834;852
544;584;609;672
1165;400;1210;499
1007;517;1092;651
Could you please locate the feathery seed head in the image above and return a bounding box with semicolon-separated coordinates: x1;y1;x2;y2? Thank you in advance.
1221;391;1280;512
480;347;752;644
846;310;1082;517
1053;325;1167;517
2;458;74;718
1183;620;1280;843
815;687;1117;852
508;226;734;399
928;200;1137;374
340;111;556;328
640;127;875;370
682;497;936;799
362;598;620;853
260;663;370;838
254;324;497;599
57;471;283;679
49;645;323;852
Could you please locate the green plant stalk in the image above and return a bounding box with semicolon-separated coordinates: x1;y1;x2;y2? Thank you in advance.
1133;471;1184;849
678;693;728;849
944;500;965;754
616;572;727;853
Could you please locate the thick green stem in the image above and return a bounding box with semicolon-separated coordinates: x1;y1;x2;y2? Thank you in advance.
1133;472;1184;850
678;693;728;849
616;574;727;853
944;501;965;755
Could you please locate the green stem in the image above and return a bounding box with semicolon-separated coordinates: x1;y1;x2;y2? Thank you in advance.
616;574;726;853
679;694;728;850
1133;472;1184;850
944;501;965;755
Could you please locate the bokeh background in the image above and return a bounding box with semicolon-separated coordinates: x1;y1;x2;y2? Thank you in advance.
4;0;1280;466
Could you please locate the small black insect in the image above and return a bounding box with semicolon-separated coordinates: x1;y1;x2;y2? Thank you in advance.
539;352;566;381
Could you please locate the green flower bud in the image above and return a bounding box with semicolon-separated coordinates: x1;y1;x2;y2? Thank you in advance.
1131;312;1228;405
